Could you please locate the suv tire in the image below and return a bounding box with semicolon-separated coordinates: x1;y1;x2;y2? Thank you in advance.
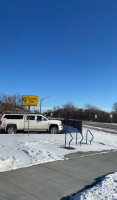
49;126;58;134
7;126;16;134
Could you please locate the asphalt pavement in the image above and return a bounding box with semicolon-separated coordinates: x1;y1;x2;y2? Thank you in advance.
83;121;117;133
0;150;117;200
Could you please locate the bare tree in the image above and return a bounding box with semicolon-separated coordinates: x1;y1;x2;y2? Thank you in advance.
112;102;117;114
84;104;99;110
16;94;22;106
62;102;76;119
0;93;28;113
12;94;17;107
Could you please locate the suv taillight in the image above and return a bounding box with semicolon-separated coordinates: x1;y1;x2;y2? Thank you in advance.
0;121;2;125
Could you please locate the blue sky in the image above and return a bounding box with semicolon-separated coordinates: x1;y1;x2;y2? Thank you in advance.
0;0;117;112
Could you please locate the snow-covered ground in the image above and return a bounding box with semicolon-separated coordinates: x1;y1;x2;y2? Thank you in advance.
0;127;117;172
69;172;117;200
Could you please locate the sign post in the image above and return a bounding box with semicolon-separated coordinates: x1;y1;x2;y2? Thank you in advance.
110;114;113;127
22;95;38;135
95;114;97;122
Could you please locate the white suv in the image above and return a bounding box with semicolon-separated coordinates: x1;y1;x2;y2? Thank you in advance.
0;114;63;134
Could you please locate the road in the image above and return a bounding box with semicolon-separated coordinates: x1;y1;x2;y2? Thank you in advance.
50;118;117;133
0;150;117;200
83;121;117;133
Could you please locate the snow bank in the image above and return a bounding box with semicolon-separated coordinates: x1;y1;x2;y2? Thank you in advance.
0;128;117;172
69;172;117;200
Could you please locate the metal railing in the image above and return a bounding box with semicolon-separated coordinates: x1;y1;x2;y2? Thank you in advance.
76;130;84;146
86;130;94;145
64;127;84;146
65;131;73;147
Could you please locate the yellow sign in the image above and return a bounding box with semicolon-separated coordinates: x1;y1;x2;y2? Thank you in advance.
22;95;38;106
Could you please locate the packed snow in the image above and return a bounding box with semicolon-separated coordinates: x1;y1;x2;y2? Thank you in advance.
0;127;117;172
69;172;117;200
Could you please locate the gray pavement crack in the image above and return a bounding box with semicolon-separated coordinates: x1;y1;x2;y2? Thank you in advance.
41;163;89;185
0;175;41;200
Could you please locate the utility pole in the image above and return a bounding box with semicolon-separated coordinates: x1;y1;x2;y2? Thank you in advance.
40;96;50;114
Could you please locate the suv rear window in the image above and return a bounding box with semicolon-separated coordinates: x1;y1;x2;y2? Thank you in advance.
26;115;35;120
4;115;23;119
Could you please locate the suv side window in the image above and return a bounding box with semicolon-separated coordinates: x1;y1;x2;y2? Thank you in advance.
4;115;23;119
27;115;35;120
37;116;42;121
37;116;47;121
